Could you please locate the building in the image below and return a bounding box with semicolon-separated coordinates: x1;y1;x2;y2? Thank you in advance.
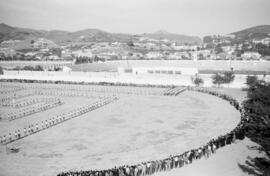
72;49;93;57
33;38;57;49
253;38;270;45
118;67;198;75
171;43;199;51
62;66;72;72
145;52;164;59
241;52;261;60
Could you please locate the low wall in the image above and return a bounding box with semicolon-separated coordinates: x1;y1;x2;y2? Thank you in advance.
1;71;269;88
106;60;270;72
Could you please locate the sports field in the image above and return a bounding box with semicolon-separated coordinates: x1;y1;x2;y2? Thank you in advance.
0;82;241;176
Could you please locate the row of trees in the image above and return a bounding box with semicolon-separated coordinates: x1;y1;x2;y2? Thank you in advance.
74;56;105;64
12;65;44;71
239;76;270;175
191;71;235;87
234;43;270;57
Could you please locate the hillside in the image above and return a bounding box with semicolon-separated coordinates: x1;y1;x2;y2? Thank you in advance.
0;23;135;45
0;23;45;42
0;24;202;48
143;30;202;44
231;25;270;41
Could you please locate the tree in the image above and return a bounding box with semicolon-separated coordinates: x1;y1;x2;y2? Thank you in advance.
127;41;134;47
13;66;21;71
191;74;204;87
34;65;43;71
211;71;235;88
223;71;235;87
241;80;270;176
246;75;259;88
0;66;3;75
198;53;204;60
215;44;223;54
212;73;224;87
254;43;270;56
23;65;34;71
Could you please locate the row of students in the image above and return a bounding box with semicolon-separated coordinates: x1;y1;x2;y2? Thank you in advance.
0;91;35;103
0;86;23;95
0;97;60;108
163;87;187;96
6;99;63;121
23;84;162;96
0;96;118;145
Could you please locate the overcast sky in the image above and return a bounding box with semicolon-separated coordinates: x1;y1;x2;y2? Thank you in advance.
0;0;269;37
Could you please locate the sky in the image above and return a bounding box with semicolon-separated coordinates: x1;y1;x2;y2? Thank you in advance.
0;0;269;37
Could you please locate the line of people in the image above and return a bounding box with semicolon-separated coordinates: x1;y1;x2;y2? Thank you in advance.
0;97;59;108
5;98;63;121
0;86;23;95
0;96;118;145
163;87;187;96
35;89;97;98
20;83;163;96
0;91;36;103
1;82;167;98
57;87;248;176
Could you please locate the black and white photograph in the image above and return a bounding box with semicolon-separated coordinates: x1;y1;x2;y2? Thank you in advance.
0;0;270;176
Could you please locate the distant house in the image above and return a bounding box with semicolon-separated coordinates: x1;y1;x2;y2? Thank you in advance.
216;52;231;60
168;52;185;60
221;46;235;55
0;40;21;48
118;67;198;75
253;38;270;45
97;52;119;60
171;43;199;51
0;48;16;57
33;38;58;49
48;55;60;60
241;52;261;60
72;49;93;57
25;52;37;57
145;52;163;59
62;66;72;72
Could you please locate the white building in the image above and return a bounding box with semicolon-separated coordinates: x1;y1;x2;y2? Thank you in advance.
253;38;270;45
72;49;93;57
33;38;57;49
118;67;198;75
145;52;163;59
241;52;261;60
62;66;72;72
171;43;199;51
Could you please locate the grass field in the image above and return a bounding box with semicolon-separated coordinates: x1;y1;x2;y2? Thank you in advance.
0;82;242;176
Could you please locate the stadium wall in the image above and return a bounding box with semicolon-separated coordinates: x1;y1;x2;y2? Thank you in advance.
1;71;270;88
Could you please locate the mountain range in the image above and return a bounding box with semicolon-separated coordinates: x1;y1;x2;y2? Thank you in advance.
0;23;201;45
143;30;201;44
231;25;270;41
0;23;270;48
